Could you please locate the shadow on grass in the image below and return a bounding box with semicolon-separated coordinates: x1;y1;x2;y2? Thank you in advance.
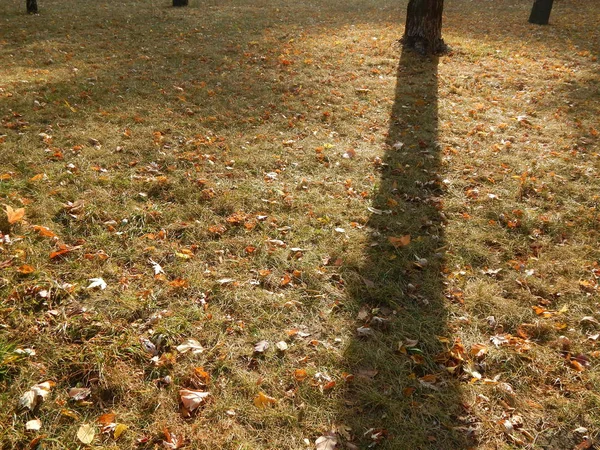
339;50;471;449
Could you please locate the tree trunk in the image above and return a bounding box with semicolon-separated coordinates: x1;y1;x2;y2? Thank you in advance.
529;0;554;25
173;0;188;6
26;0;38;14
402;0;446;55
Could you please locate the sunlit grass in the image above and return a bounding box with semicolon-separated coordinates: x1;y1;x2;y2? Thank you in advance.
1;0;599;448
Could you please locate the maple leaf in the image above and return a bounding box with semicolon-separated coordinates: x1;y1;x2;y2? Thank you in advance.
5;205;25;224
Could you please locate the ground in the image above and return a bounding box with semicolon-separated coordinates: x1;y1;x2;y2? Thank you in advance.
0;0;599;448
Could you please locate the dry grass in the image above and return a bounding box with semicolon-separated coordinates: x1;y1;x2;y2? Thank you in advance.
1;0;599;448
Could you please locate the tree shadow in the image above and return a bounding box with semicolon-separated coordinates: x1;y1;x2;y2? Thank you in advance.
339;49;471;448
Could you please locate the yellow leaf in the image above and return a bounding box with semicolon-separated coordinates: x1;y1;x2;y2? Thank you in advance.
6;205;25;224
114;423;128;440
60;408;81;420
29;173;46;182
253;391;277;408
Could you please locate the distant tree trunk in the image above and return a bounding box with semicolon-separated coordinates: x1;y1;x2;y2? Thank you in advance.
173;0;188;6
26;0;38;14
402;0;447;55
529;0;554;25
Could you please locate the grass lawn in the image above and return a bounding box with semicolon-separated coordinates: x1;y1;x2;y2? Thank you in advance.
1;0;599;448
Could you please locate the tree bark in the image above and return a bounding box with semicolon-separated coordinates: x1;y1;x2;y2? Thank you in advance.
26;0;38;14
402;0;446;55
529;0;554;25
173;0;188;6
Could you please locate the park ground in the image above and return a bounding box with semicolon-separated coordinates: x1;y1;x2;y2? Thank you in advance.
1;0;599;448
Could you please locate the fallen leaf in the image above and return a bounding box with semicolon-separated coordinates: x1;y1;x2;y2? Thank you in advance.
179;389;210;412
32;225;57;238
77;423;96;445
19;381;55;410
193;367;210;384
5;205;25;224
17;265;35;274
388;235;411;248
162;428;185;449
315;434;337;450
275;341;288;351
87;278;107;290
356;326;375;337
150;259;165;275
490;335;509;348
253;391;277;408
25;419;42;431
254;340;270;353
68;387;91;401
176;339;204;355
294;369;308;382
114;423;128;440
97;412;116;425
61;408;81;420
470;343;488;359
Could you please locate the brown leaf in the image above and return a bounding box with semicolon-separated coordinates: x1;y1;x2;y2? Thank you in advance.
388;235;411;248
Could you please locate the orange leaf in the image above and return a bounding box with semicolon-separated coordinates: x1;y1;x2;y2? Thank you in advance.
97;412;116;425
294;369;308;382
17;265;35;274
29;173;45;182
50;245;71;259
470;343;488;359
280;273;292;286
568;358;586;372
253;391;277;408
6;205;25;224
323;380;336;390
168;278;189;288
193;367;210;384
32;225;57;239
388;235;411;248
402;387;416;397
